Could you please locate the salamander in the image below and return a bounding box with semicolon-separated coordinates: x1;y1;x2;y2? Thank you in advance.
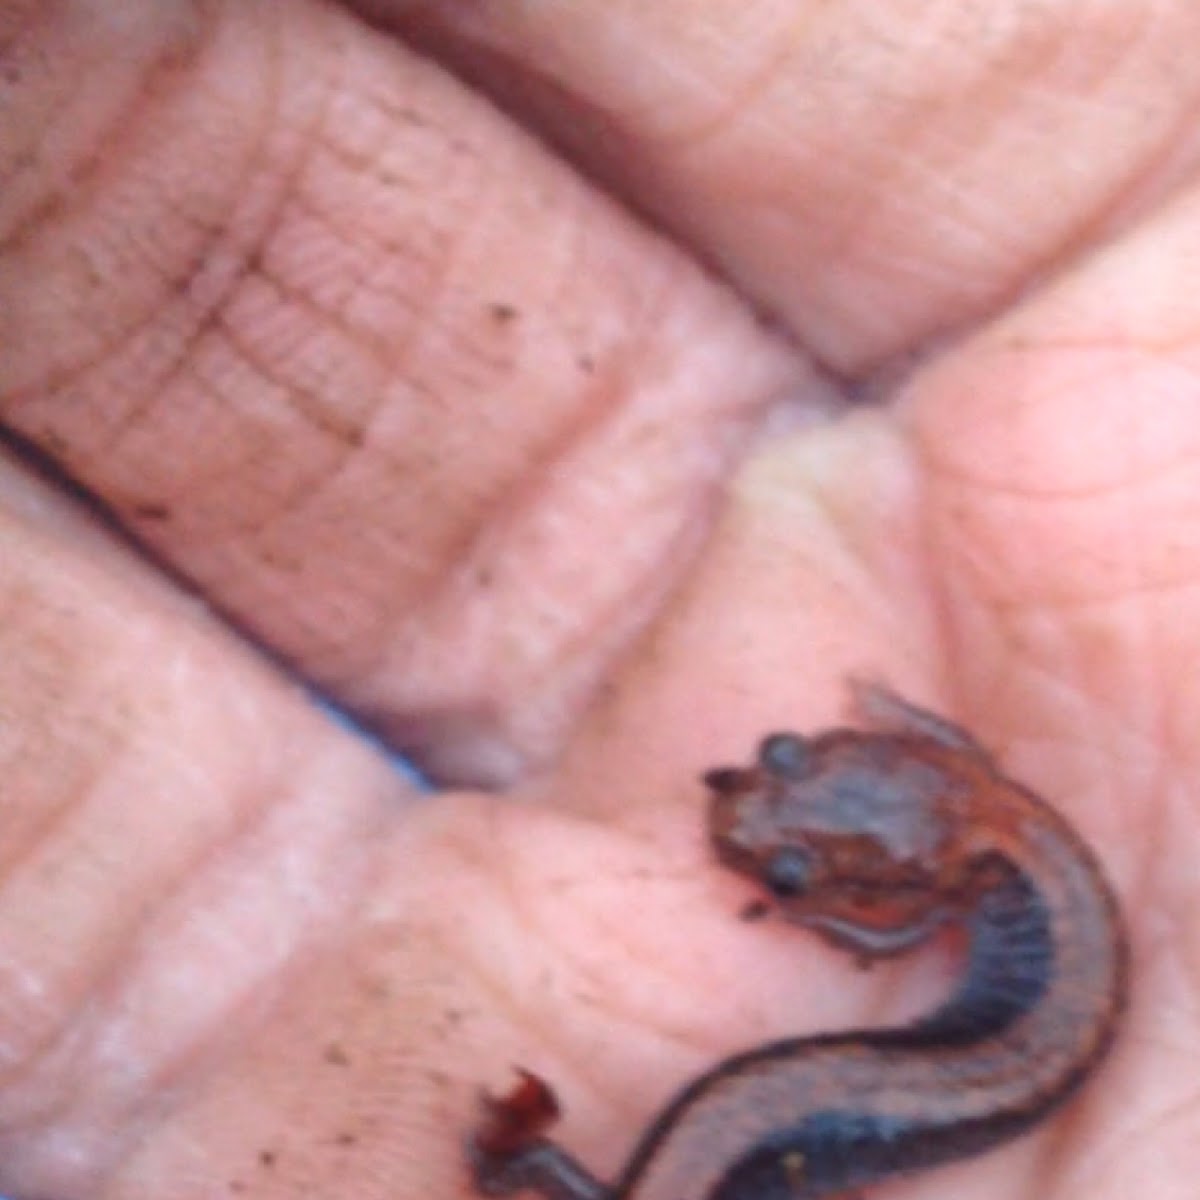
467;683;1128;1199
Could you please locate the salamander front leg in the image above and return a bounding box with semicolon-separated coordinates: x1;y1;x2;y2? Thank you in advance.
848;679;992;760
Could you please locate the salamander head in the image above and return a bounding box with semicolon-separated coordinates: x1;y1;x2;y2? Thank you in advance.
704;729;983;954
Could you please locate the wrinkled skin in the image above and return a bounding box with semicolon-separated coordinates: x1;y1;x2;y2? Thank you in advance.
0;2;1194;1197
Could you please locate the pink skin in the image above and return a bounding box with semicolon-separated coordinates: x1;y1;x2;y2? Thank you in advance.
0;3;1196;1199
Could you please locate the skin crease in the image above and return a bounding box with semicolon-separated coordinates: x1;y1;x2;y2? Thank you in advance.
5;0;1200;1197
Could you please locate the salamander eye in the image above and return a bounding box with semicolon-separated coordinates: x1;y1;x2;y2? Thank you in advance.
765;847;813;898
757;733;811;779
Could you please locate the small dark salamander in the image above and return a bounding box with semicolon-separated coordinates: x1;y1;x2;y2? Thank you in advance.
468;683;1128;1199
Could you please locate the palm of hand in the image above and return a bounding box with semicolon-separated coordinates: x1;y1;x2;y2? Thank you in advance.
0;3;1191;1198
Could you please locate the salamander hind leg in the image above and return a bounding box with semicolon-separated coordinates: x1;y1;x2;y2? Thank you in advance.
468;1070;613;1200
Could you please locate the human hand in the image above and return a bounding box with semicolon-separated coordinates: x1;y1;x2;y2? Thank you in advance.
0;2;1192;1197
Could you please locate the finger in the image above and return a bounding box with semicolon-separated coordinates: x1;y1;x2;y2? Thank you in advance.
367;0;1200;369
0;0;815;787
0;450;418;1197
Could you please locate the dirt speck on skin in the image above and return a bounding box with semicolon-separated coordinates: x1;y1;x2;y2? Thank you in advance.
488;301;519;323
132;502;171;520
323;1042;351;1066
